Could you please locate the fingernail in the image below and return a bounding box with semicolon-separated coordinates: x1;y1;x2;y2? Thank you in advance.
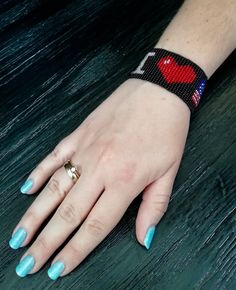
144;225;156;250
47;260;65;281
15;255;35;277
20;178;33;194
9;227;27;249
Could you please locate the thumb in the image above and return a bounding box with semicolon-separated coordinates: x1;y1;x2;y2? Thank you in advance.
135;170;175;250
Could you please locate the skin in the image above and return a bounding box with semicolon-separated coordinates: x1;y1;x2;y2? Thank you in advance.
10;0;236;278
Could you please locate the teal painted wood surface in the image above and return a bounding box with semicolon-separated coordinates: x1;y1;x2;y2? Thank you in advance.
0;0;236;289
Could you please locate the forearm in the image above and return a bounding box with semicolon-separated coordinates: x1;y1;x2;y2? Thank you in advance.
155;0;236;78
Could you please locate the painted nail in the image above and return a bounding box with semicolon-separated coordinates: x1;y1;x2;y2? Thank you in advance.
20;178;33;194
9;227;27;249
144;225;156;250
15;255;35;277
47;260;65;281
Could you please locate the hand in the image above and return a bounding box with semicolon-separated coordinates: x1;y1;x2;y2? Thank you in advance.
9;78;190;280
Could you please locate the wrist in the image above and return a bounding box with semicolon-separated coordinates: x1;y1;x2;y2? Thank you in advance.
124;78;191;118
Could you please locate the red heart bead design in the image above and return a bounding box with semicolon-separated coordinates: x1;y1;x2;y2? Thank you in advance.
157;56;196;84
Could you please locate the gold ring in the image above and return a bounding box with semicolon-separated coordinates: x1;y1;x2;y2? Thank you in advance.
64;160;80;183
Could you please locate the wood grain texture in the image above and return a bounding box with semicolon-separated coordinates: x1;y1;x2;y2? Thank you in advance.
0;0;235;289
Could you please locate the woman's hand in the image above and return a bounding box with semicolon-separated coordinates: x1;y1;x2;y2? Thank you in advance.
9;78;190;280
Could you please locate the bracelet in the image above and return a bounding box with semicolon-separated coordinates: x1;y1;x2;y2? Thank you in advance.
128;48;208;112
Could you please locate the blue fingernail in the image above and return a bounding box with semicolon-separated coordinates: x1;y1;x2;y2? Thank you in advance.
9;227;27;249
47;260;65;281
15;255;35;277
144;225;156;250
20;178;33;194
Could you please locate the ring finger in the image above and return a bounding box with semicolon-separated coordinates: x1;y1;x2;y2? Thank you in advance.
14;161;104;276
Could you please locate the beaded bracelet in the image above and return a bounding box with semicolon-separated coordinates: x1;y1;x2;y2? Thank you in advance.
129;48;208;112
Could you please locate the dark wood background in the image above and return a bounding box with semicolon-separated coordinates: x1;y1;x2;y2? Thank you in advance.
0;0;235;289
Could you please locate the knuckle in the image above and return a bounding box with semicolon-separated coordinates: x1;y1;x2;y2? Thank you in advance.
152;199;169;215
47;178;67;199
24;209;37;221
118;161;138;184
51;144;65;164
80;118;92;132
58;203;77;225
69;242;86;258
84;218;105;237
98;139;117;164
106;161;140;191
97;140;139;183
35;235;50;252
52;138;75;163
36;164;45;175
58;137;68;146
